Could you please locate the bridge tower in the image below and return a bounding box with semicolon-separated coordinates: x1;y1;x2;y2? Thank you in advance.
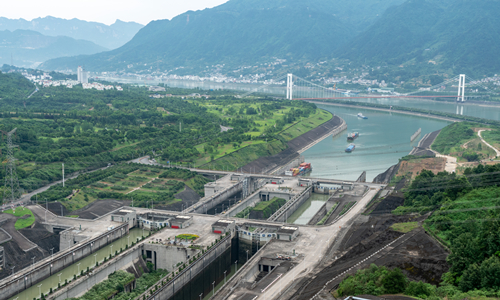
2;128;21;204
286;74;293;100
457;74;466;102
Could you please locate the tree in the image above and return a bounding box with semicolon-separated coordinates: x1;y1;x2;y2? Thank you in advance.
382;268;407;294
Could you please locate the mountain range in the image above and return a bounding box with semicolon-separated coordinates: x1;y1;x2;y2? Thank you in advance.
0;16;143;50
0;29;107;68
339;0;500;74
40;0;500;74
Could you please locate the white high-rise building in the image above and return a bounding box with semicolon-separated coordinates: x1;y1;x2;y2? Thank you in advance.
77;66;89;84
77;66;83;82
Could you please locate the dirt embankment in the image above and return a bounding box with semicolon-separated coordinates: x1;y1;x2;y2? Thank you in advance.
241;115;343;173
0;221;59;280
373;130;442;184
159;186;202;211
69;199;131;219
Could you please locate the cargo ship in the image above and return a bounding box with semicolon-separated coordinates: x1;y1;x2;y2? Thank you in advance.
347;132;359;141
345;144;355;152
357;113;368;119
285;162;312;176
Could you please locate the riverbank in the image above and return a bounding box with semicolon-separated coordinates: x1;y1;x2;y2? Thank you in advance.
308;101;461;123
241;114;345;173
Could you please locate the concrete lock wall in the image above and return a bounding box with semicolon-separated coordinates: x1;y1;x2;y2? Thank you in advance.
273;187;312;222
0;223;129;300
51;247;142;300
146;235;232;300
226;192;261;217
143;243;198;272
192;182;243;214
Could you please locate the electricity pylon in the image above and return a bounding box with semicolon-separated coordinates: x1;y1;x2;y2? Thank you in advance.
2;128;21;204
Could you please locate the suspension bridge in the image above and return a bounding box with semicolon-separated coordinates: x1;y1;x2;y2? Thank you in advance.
241;73;494;102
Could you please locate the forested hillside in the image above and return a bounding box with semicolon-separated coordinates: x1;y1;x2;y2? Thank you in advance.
0;71;35;99
39;0;405;72
0;81;319;201
339;0;500;74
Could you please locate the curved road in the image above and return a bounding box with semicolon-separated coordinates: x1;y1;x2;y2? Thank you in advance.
478;130;500;157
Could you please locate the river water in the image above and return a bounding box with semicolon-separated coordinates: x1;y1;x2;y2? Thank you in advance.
9;228;147;300
302;104;451;181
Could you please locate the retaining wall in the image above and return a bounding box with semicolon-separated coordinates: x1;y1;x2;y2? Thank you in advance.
268;186;313;222
50;246;141;300
0;223;129;300
145;234;232;300
190;182;243;214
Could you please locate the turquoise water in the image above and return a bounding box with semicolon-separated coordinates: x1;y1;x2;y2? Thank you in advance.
302;104;451;181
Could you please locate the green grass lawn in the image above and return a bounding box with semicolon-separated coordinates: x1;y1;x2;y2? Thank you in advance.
194;140;266;166
279;109;332;141
4;207;35;230
61;190;98;212
391;222;419;233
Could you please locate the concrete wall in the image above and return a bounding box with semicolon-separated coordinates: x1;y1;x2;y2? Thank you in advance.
0;223;129;300
50;246;142;300
269;186;312;222
144;234;232;300
226;190;293;218
191;181;243;214
143;243;198;272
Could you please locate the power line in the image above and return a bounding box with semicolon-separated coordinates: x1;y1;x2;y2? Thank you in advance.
2;128;22;204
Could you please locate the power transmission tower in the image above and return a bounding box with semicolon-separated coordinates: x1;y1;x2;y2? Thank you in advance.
2;128;21;204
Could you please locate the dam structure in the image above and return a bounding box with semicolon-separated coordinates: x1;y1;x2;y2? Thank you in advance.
2;170;382;300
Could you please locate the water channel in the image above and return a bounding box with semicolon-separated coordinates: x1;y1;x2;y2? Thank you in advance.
286;193;330;225
9;228;147;300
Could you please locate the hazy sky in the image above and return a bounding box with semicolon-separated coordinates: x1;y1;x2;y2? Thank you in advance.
3;0;230;25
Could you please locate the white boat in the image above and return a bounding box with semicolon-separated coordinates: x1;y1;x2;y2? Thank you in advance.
357;113;368;119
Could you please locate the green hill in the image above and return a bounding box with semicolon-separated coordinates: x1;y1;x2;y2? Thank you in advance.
0;71;35;99
338;0;500;74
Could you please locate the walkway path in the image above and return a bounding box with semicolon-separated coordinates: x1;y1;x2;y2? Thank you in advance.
432;151;457;173
478;130;500;157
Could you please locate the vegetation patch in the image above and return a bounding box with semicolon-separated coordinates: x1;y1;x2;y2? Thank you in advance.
390;222;419;233
249;197;286;219
279;109;332;141
67;270;135;300
317;203;338;225
3;207;35;230
392;163;500;294
176;234;199;241
339;201;356;216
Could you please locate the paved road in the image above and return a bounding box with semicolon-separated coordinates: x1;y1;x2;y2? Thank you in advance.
257;188;380;300
478;130;500;157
